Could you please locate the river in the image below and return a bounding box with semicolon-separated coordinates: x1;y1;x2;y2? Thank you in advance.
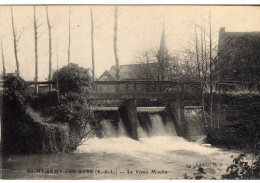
2;110;239;180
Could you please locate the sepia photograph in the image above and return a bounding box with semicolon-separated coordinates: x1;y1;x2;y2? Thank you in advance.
0;4;260;180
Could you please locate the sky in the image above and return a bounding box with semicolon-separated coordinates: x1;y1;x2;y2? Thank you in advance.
0;5;260;81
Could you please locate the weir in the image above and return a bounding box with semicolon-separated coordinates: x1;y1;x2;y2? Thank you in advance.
97;109;203;139
94;100;198;140
91;80;202;139
100;114;177;138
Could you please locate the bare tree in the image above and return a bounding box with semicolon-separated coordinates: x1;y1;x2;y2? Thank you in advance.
11;6;21;77
1;37;6;77
56;37;59;95
135;50;157;80
68;6;71;66
46;6;52;91
113;6;120;80
209;13;213;128
133;48;180;82
33;6;39;94
90;7;95;82
194;22;206;124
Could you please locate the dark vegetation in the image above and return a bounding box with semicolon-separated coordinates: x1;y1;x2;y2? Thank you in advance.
2;64;101;155
184;93;260;180
203;94;260;152
2;76;69;155
184;153;260;179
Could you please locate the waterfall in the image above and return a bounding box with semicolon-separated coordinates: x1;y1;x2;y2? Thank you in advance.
184;109;204;137
149;115;176;136
101;120;117;138
117;119;128;137
101;113;177;138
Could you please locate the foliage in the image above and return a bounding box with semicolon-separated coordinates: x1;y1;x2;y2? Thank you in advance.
3;76;27;108
2;66;100;154
52;63;92;94
51;91;101;149
2;76;72;154
51;64;101;147
28;91;59;115
222;154;260;179
183;154;260;180
202;95;260;152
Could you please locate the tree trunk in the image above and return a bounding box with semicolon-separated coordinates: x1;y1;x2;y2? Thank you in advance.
46;6;52;91
90;7;95;82
194;23;205;124
34;6;39;94
68;6;71;66
209;14;213;129
200;22;207;125
1;37;6;77
56;37;59;98
11;6;20;77
114;6;120;81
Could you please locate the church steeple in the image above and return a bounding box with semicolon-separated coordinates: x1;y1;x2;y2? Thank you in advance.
158;24;167;60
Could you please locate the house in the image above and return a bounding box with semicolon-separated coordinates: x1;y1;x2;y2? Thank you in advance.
98;63;159;81
216;27;260;83
99;25;173;82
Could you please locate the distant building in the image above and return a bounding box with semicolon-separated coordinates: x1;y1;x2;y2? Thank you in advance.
99;25;176;82
216;27;260;82
98;63;158;81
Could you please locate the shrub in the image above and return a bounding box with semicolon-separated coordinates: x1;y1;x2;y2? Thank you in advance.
3;76;27;108
52;63;92;94
51;63;101;148
222;154;260;179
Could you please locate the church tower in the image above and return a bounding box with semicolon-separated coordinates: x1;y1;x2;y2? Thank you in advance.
157;24;168;80
158;24;168;63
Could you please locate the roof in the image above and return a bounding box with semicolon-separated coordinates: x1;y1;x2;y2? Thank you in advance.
98;63;158;81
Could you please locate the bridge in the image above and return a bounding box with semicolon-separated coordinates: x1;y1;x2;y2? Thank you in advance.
87;80;204;139
20;80;260;140
91;80;202;100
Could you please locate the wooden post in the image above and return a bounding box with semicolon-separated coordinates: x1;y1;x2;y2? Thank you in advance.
118;99;138;140
166;98;187;137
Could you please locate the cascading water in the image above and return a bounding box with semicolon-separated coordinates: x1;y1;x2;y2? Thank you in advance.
101;119;128;138
100;114;177;138
3;111;239;180
75;112;239;179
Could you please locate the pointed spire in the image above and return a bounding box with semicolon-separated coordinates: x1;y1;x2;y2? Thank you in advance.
158;23;167;61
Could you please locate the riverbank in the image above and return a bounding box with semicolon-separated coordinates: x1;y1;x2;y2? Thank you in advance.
2;75;92;155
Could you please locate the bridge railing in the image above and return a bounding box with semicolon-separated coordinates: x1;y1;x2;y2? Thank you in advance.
93;80;202;94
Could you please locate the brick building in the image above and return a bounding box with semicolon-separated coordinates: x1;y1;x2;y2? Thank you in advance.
216;27;260;82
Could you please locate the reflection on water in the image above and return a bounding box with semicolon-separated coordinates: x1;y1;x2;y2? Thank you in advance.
2;110;239;180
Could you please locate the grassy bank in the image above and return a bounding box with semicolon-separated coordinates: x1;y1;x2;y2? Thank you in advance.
2;64;100;155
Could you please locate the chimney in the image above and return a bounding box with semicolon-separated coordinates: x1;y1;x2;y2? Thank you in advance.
219;27;225;35
218;27;226;54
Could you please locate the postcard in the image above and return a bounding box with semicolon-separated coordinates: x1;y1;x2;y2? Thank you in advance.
1;5;259;180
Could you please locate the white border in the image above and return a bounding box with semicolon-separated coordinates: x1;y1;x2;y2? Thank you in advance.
0;0;259;5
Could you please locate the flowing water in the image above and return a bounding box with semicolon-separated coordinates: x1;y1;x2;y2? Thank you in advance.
2;110;239;180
